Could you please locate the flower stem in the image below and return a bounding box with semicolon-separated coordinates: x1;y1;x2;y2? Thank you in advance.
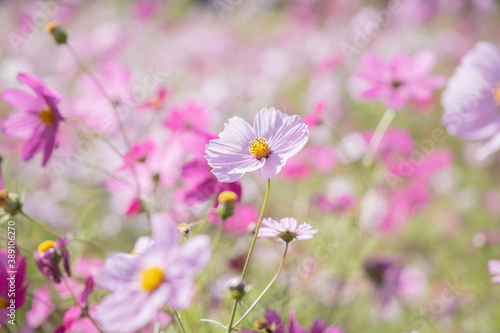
233;242;289;327
211;218;227;253
362;108;396;167
172;306;187;333
226;178;271;333
240;178;271;280
20;211;62;239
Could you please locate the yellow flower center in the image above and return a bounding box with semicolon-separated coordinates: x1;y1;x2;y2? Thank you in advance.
141;267;164;292
39;108;54;124
495;87;500;106
248;138;271;160
45;21;59;34
38;240;56;253
218;191;238;204
0;297;7;310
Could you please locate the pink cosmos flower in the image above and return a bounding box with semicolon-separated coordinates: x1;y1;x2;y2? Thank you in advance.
96;213;211;332
137;87;169;111
488;260;500;284
34;238;71;284
0;248;28;324
441;42;500;160
165;100;209;133
26;287;54;328
1;73;64;166
258;217;318;242
206;107;309;182
352;51;445;110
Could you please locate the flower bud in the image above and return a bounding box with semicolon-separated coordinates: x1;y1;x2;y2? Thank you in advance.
34;237;71;283
0;189;22;217
45;21;67;44
216;191;238;220
227;276;248;301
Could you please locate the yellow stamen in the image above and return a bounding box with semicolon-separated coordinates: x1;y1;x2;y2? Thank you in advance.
495;87;500;106
141;267;164;292
39;108;54;124
45;21;59;34
248;138;271;160
0;297;7;309
218;191;238;204
38;240;56;253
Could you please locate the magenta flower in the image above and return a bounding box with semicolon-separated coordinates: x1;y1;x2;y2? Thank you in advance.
488;260;500;284
441;42;500;159
352;51;445;111
241;310;343;333
205;107;309;182
95;213;211;332
34;238;71;284
1;73;64;166
0;248;28;324
258;217;318;242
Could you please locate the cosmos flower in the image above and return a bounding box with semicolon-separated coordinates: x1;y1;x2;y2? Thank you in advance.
1;73;64;166
0;248;28;323
205;107;309;182
441;42;500;159
95;213;211;332
352;51;445;110
240;309;343;333
488;260;500;284
34;238;71;284
258;217;318;242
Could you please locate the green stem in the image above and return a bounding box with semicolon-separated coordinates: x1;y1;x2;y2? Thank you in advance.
233;242;289;327
226;300;239;333
226;179;271;333
211;218;227;253
240;179;271;280
20;211;62;239
172;306;187;333
362;108;396;167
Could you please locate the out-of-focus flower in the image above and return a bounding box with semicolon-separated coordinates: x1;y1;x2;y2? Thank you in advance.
208;203;258;235
45;21;67;44
206;107;309;182
165;100;209;133
314;193;356;215
241;310;343;333
488;260;500;284
26;287;53;328
55;275;102;333
258;217;318;243
352;51;445;110
34;238;71;284
137;87;169;111
441;42;500;160
1;73;64;166
0;189;22;219
0;248;28;323
95;213;211;332
363;257;401;307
